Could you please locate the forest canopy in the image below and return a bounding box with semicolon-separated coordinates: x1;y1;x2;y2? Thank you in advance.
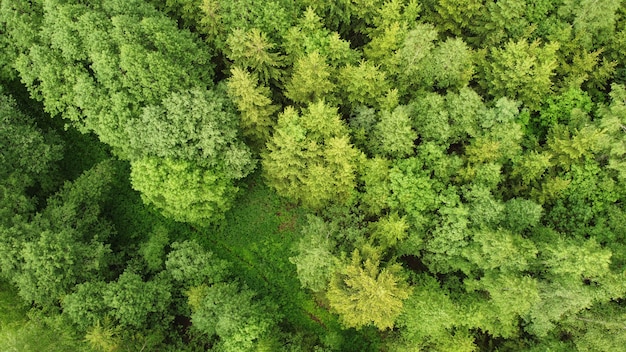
2;0;626;351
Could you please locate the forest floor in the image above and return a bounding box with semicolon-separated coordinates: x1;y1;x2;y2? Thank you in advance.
193;173;382;351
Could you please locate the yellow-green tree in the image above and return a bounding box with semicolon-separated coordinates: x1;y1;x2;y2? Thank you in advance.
327;249;411;330
262;101;361;210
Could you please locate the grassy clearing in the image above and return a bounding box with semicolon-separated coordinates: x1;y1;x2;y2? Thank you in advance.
191;173;382;351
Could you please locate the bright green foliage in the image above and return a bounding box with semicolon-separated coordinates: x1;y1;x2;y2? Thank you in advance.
540;236;611;282
537;87;592;133
421;37;474;90
5;0;626;350
285;51;336;105
511;151;553;188
103;272;171;329
139;225;169;272
227;66;278;145
289;215;339;292
421;198;470;274
481;38;559;110
226;28;284;84
372;106;417;159
348;105;379;152
395;274;473;351
463;229;538;273
463;185;505;228
327;250;411;330
130;158;237;225
363;0;422;75
502;198;543;233
84;321;121;352
4;161;114;307
16;229;110;308
388;157;438;227
283;7;358;67
416;142;463;182
598;84;626;180
0;94;60;180
62;281;109;331
563;302;626;352
125;86;255;179
188;282;274;352
560;0;621;50
11;0;214;153
474;0;533;46
64;272;172;336
369;213;409;250
522;228;621;337
546;125;606;169
338;60;391;109
0;0;43;79
410;88;486;146
165;240;230;287
464;272;541;338
0;313;89;352
358;157;393;216
196;0;298;51
395;24;439;95
410;92;451;143
263;101;360;210
0;93;62;226
445;87;485;142
429;0;483;36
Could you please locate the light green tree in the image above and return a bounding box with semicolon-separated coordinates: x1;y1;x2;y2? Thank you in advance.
481;38;559;110
125;86;255;179
130;158;237;225
327;249;411;330
226;28;284;84
372;106;417;159
187;282;274;352
263;101;361;210
226;66;278;145
285;51;336;105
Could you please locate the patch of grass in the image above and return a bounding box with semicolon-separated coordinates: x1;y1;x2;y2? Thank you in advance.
191;173;382;351
0;280;28;327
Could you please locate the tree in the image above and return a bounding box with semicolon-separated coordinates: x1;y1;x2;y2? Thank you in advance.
481;38;559;110
130;157;237;225
124;86;255;179
502;198;543;233
187;282;275;352
103;271;172;329
289;215;340;292
463;272;540;338
226;66;278;145
368;213;409;250
284;51;336;105
262;101;361;210
3;160;115;308
388;157;438;228
358;156;393;216
427;0;483;36
394;274;474;352
598;84;626;181
422;37;474;90
226;28;284;85
0;93;62;227
337;60;391;110
327;249;411;330
372;106;417;159
283;7;358;68
165;240;230;287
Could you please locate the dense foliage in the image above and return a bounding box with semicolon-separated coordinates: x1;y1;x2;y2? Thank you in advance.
2;0;626;351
